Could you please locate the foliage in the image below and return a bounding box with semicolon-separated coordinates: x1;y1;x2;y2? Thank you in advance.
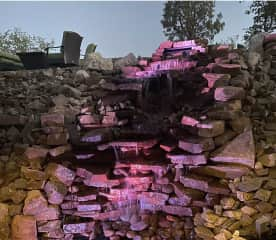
0;27;54;54
161;1;225;41
244;1;276;41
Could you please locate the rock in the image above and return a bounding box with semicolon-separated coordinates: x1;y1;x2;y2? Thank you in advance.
223;210;242;220
248;32;266;54
214;87;245;102
162;205;197;217
167;153;207;165
237;178;263;192
41;113;64;127
180;174;229;195
6;126;20;142
37;220;64;238
178;137;215;154
214;130;236;146
46;163;75;186
85;52;113;71
61;84;82;99
214;229;232;240
248;52;261;70
78;114;100;125
130;221;148;231
23;190;59;221
49;144;72;157
77;202;101;212
254;189;272;202
220;197;236;210
114;53;138;70
264;179;276;190
236;191;254;202
121;66;141;78
255;215;271;239
241;206;257;216
0;203;10;240
47;132;68;146
172;182;205;203
21;167;46;180
202;73;230;88
84;174;120;188
213;64;241;76
211;130;255;168
196;120;225;137
44;180;68;204
181;115;199;126
8;204;22;217
195;226;214;240
63;222;95;234
258;154;276;167
11;215;37;240
138;192;169;206
75;70;90;83
230;116;252;133
190;165;250;179
255;201;273;213
24;146;48;160
52;94;68;106
81;128;113;143
0;114;27;126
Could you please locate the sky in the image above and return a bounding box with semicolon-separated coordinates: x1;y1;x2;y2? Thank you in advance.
0;1;253;57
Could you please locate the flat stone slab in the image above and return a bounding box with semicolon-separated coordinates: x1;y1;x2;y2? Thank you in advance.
213;63;241;76
210;130;255;168
214;86;245;102
41;113;64;127
167;153;207;165
237;178;264;192
196;120;225;137
190;164;250;179
162;205;199;217
179;137;215;154
63;222;95;234
171;183;205;204
180;174;229;195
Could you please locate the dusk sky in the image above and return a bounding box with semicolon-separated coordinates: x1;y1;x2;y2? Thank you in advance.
0;1;253;57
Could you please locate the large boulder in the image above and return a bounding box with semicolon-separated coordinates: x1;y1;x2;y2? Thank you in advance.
84;52;113;71
114;53;138;70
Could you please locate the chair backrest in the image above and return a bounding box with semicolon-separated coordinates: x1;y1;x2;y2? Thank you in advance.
62;31;83;65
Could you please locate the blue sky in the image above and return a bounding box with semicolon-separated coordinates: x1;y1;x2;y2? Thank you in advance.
0;1;253;57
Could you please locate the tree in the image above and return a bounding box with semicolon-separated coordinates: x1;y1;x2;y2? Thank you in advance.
0;27;54;54
161;1;225;41
244;1;276;41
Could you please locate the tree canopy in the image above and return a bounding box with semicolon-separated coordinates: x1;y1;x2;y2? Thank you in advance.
0;27;54;54
244;1;276;41
161;1;225;41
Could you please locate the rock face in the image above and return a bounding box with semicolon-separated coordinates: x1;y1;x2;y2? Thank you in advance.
211;130;255;168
